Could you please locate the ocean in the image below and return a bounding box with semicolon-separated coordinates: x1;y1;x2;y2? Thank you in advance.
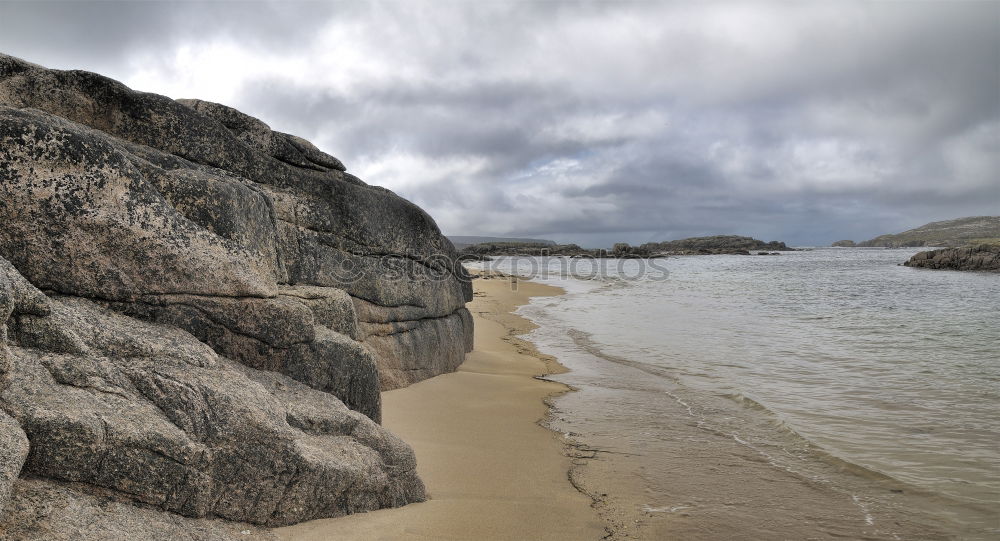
468;249;999;539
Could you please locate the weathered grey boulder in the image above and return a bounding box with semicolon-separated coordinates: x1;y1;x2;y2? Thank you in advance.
0;258;423;530
903;244;1000;272
0;53;473;536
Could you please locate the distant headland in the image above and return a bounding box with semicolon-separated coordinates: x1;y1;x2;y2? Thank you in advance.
836;216;1000;272
856;216;1000;248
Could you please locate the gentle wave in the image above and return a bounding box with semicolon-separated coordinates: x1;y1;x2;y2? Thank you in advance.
567;323;913;491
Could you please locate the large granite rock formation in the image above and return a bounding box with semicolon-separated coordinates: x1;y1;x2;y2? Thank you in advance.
0;54;473;537
903;244;1000;272
0;256;424;536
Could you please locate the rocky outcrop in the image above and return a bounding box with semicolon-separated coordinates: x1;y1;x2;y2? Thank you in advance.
0;257;423;533
831;240;856;247
0;54;473;535
903;244;1000;272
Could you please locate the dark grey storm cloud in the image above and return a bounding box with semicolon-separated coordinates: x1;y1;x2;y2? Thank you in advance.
2;1;997;247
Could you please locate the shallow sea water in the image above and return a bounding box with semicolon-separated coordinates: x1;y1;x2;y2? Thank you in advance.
469;249;1000;539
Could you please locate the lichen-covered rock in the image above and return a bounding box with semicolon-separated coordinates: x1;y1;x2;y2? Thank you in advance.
903;244;1000;272
0;53;472;536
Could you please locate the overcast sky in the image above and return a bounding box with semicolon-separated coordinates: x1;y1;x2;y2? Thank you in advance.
2;1;997;247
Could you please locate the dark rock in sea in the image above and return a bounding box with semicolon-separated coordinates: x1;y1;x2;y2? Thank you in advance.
831;240;856;247
639;235;792;255
457;237;789;259
903;244;1000;272
460;241;593;257
0;54;473;536
448;235;556;250
458;241;659;258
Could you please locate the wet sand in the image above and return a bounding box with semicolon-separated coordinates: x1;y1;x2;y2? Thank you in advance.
549;376;954;541
276;275;603;541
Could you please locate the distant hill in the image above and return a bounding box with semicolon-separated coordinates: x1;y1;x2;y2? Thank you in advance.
448;236;556;250
858;216;1000;248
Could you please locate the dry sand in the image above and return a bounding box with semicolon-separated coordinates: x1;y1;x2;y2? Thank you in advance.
276;275;603;541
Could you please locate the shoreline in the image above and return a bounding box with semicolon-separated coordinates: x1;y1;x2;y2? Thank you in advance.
513;271;967;540
276;274;604;540
277;267;972;541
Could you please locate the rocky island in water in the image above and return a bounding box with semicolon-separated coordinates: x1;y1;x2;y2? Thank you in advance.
458;235;792;259
904;244;1000;272
0;54;475;539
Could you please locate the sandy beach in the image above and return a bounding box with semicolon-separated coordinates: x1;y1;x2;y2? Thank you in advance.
276;271;963;541
276;275;603;541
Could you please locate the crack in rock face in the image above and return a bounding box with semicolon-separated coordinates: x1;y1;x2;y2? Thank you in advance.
0;53;473;538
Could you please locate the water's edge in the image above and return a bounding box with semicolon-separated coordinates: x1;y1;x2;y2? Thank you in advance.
475;251;999;539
